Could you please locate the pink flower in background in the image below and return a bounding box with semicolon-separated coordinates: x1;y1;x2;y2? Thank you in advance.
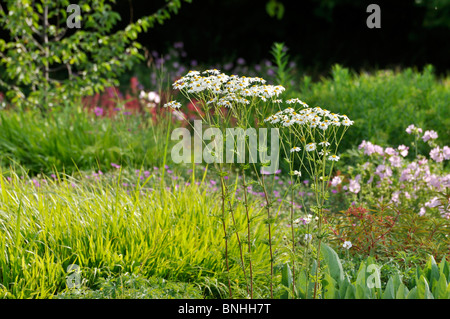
374;145;384;155
389;155;402;167
349;179;360;194
94;107;104;116
425;197;441;208
397;145;409;157
406;124;422;134
430;147;444;162
422;130;438;142
443;146;450;160
331;176;342;187
419;207;426;216
384;147;398;156
391;191;400;203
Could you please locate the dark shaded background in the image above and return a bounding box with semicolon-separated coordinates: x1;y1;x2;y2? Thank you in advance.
112;0;450;75
0;0;448;75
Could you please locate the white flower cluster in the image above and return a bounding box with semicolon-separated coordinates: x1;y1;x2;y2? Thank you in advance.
171;69;285;106
264;106;353;129
163;100;182;109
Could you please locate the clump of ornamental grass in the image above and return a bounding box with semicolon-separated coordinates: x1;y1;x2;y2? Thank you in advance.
264;100;353;298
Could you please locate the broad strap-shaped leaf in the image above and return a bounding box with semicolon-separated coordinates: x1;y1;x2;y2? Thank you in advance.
395;283;409;299
320;243;345;284
424;255;440;286
280;263;293;299
417;275;434;299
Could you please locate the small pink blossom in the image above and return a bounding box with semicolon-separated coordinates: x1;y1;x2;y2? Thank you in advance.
430;147;444;162
443;146;450;160
419;207;426;216
331;176;342;187
384;147;398;156
349;179;360;194
425;197;441;208
397;145;409;157
422;130;438;142
389;155;402;168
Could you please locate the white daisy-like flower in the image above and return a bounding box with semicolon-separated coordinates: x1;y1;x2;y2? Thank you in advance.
292;170;301;176
319;150;330;156
318;122;329;130
290;147;301;152
341;116;354;126
202;69;221;75
306;143;316;152
319;141;331;147
343;241;352;249
163;100;182;109
284;107;294;114
328;155;340;161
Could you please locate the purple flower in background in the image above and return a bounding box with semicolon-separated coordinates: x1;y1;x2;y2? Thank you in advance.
51;174;57;179
223;62;233;71
210;180;217;186
123;111;132;115
94;107;103;117
111;163;121;169
237;57;246;65
190;60;198;66
173;41;184;49
406;124;423;134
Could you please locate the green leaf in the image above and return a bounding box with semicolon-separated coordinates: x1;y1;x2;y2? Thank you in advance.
322;272;337;299
407;287;418;299
417;275;434;299
320;243;345;284
280;263;293;299
439;257;449;282
395;283;409;299
434;275;448;299
424;255;440;285
382;276;395;299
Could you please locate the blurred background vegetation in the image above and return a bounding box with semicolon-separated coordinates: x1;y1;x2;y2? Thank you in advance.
109;0;450;77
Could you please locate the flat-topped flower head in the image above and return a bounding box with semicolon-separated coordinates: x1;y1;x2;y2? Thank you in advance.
306;143;316;152
328;154;340;161
319;141;331;147
163;100;181;109
290;147;301;152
